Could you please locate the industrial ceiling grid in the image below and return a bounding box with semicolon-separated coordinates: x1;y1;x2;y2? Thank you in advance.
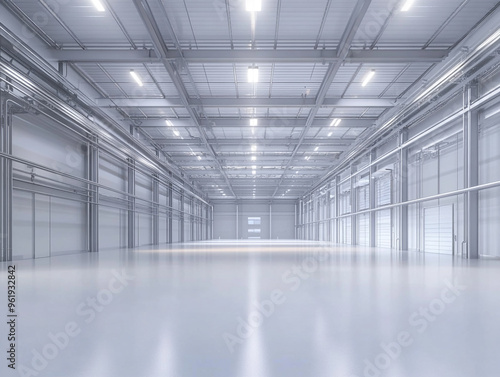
5;0;500;199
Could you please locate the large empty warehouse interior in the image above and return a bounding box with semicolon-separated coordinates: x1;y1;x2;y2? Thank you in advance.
1;0;500;376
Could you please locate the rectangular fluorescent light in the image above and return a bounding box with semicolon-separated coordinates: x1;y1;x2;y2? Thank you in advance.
251;145;257;151
362;69;376;87
252;170;256;175
251;156;256;161
197;156;202;160
91;0;105;12
248;67;259;83
401;0;415;11
328;132;333;137
252;165;257;170
314;147;319;152
330;118;342;127
165;120;173;127
173;129;180;137
250;118;258;126
246;0;262;12
130;70;143;86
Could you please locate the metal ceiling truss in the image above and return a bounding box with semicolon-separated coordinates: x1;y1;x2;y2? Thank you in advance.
271;0;373;198
132;0;237;197
52;48;449;64
95;97;396;108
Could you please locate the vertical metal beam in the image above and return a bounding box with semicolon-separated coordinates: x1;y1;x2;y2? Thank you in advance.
351;166;357;245
464;84;479;259
180;187;185;243
0;93;12;262
270;202;273;239
369;151;377;247
399;129;409;251
168;178;173;244
335;177;340;244
294;202;298;240
152;173;160;246
236;202;239;239
327;183;332;242
210;205;214;240
127;157;135;248
127;126;136;248
190;197;194;242
88;137;99;252
205;204;209;240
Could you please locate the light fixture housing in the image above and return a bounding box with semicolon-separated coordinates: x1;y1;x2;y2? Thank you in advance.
330;118;342;127
248;66;259;83
130;70;143;87
401;0;415;12
362;69;376;87
245;0;262;12
91;0;105;12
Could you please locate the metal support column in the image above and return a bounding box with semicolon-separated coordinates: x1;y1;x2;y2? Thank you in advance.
335;176;340;244
168;179;173;244
190;197;194;242
464;84;479;259
351;166;357;245
399;129;409;251
369;151;377;247
88;136;99;252
327;183;332;243
205;204;209;240
294;202;298;240
152;173;159;246
270;202;273;239
236;202;239;239
180;187;185;242
0;94;12;262
127;160;136;248
210;205;214;240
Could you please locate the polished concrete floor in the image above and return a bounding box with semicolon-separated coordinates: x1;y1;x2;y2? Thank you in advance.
1;240;499;377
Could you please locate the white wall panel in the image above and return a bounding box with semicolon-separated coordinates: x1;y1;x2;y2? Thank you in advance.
99;207;127;249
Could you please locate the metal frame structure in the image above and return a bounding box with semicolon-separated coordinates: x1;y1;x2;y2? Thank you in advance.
2;0;496;200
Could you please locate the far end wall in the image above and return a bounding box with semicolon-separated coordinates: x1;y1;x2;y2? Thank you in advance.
213;200;296;240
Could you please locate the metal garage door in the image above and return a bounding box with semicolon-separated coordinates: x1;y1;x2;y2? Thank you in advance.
424;205;454;255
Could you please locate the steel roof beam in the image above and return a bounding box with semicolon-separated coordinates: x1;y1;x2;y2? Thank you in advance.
95;97;395;108
52;49;448;64
135;118;376;128
154;138;353;147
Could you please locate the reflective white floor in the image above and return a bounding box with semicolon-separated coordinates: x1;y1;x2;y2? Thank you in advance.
1;240;500;377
